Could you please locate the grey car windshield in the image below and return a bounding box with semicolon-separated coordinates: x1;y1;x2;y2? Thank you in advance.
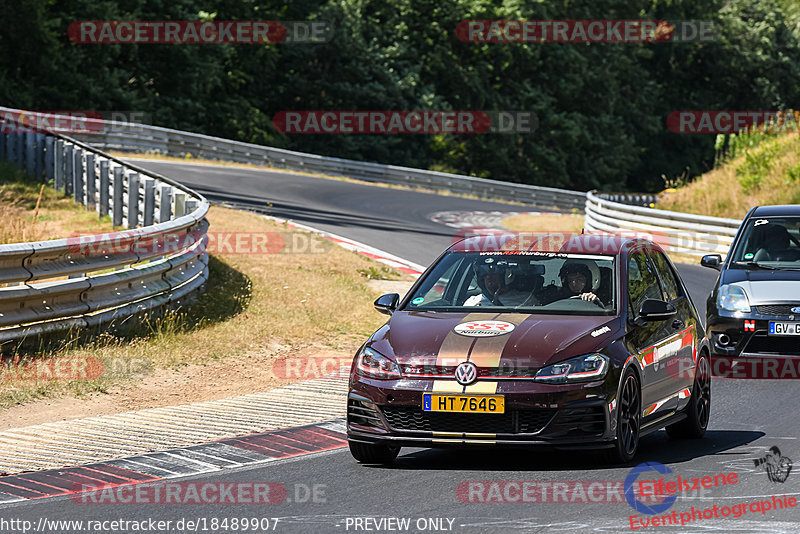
731;217;800;267
405;252;616;315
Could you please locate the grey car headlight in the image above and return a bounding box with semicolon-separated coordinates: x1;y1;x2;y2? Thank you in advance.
717;285;751;313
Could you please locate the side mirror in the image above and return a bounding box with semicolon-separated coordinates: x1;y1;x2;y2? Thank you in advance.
701;254;722;270
634;299;677;326
374;293;399;315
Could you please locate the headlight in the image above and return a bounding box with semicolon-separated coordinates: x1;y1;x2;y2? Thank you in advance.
717;285;751;313
356;347;402;379
535;353;609;383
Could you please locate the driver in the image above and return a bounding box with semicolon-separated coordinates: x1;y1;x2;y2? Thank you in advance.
465;262;539;307
543;261;602;305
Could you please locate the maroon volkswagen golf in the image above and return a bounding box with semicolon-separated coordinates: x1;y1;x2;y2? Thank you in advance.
347;234;711;464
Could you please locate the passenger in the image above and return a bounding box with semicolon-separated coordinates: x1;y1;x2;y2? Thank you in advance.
541;261;602;305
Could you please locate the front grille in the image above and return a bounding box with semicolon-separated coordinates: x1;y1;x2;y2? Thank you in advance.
743;335;800;356
755;305;800;316
400;365;539;378
380;406;555;434
489;367;539;378
518;410;557;433
548;406;607;436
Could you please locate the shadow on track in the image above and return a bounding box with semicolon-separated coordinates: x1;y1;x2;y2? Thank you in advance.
370;429;763;472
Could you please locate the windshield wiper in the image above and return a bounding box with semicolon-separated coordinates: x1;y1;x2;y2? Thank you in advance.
735;261;776;270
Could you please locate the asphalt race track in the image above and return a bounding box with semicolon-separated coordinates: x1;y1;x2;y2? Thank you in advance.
3;161;799;533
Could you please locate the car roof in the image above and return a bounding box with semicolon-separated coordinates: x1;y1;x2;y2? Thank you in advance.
751;205;800;217
448;232;659;256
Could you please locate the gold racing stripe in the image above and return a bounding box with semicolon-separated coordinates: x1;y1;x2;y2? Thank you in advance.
467;313;528;368
435;312;488;366
432;380;466;393
433;312;496;393
462;381;499;394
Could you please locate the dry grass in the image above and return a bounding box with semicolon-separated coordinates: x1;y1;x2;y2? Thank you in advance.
0;204;412;408
501;213;585;233
658;133;800;219
0;162;114;245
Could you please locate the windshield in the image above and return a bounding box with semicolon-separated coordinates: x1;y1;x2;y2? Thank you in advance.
730;217;800;268
404;252;616;315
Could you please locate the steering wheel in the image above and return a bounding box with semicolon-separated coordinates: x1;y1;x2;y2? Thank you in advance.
569;295;605;307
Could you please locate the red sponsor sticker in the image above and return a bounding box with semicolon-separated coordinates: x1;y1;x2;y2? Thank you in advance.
454;321;516;337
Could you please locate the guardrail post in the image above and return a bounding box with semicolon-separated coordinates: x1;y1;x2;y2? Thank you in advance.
174;192;186;218
33;133;44;181
99;160;110;217
143;178;155;226
24;133;34;177
54;139;64;191
44;136;54;183
73;148;84;204
85;153;96;210
64;144;74;196
127;172;140;229
15;131;23;167
112;166;123;226
6;132;17;165
158;185;173;222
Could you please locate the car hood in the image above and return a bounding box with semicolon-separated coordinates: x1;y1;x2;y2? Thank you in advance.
369;311;623;368
722;269;800;304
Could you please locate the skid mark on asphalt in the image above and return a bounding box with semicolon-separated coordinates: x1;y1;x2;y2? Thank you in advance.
0;374;348;476
0;419;348;503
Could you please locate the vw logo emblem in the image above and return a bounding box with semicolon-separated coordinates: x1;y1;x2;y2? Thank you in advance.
454;362;478;385
792;306;800;314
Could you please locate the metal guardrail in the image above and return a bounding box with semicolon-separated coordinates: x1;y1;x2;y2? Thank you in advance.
73;118;738;256
585;191;742;257
0;107;209;346
66;119;588;211
597;192;659;207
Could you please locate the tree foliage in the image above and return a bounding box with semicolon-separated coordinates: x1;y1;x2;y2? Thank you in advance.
1;0;798;192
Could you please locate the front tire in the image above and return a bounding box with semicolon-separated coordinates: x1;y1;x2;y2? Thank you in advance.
605;368;641;464
667;354;711;439
348;441;400;465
